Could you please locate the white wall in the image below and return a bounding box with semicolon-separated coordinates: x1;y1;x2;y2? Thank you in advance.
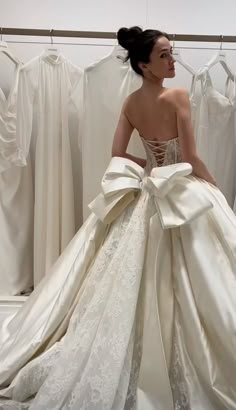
1;0;236;94
1;0;236;71
148;0;236;35
0;0;236;133
1;0;236;34
1;0;236;111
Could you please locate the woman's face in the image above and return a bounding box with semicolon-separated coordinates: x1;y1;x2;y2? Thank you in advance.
140;36;176;80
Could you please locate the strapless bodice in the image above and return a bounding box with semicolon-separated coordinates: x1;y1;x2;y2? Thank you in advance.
140;136;182;173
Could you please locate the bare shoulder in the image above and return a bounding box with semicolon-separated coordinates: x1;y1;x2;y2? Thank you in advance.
122;89;141;114
162;87;190;107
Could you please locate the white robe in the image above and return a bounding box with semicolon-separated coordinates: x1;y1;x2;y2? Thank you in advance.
14;52;83;286
81;46;143;219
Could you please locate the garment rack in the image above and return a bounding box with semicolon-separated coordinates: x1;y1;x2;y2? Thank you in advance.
1;27;236;43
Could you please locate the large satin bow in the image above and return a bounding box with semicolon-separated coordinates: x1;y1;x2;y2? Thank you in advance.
89;157;212;228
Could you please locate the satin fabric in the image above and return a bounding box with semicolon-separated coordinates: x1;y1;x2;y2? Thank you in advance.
0;158;236;409
0;64;33;295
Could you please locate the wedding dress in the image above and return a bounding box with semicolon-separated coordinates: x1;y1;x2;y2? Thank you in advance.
12;52;83;286
0;135;236;409
195;71;236;208
81;46;142;220
0;64;33;295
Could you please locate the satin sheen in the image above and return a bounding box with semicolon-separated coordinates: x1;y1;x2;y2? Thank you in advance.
0;138;236;409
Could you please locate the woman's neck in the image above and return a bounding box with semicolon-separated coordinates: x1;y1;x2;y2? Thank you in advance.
140;77;165;98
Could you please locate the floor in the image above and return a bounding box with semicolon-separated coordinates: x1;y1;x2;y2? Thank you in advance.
0;296;27;328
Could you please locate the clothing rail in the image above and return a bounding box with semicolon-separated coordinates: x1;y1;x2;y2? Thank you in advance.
1;27;236;43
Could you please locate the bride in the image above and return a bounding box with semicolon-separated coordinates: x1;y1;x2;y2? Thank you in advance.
0;26;236;410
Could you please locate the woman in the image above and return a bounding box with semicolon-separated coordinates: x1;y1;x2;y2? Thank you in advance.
0;27;236;410
113;27;216;186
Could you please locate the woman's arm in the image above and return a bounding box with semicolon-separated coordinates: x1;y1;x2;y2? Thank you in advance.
175;89;217;185
112;102;146;168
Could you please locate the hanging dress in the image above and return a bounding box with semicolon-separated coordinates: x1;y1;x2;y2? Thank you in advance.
0;64;33;295
12;52;83;286
195;71;236;208
81;46;143;219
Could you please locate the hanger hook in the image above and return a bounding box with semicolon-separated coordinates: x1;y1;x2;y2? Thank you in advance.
220;34;223;50
50;29;54;46
1;28;3;42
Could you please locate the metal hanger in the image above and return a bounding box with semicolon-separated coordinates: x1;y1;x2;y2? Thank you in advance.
44;29;60;57
198;35;235;81
0;28;20;65
172;34;196;76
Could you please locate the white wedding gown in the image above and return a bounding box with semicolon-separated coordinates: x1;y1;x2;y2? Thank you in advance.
0;136;236;409
13;52;83;286
0;65;33;295
195;72;236;208
81;46;142;220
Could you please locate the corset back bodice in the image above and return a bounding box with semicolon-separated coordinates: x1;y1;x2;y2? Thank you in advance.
140;136;182;173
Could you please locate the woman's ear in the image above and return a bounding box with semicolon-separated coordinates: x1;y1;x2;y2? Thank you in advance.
138;62;149;75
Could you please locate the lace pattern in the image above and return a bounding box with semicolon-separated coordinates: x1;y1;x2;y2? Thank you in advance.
0;195;153;409
32;196;150;410
0;139;190;409
169;336;190;410
140;136;182;174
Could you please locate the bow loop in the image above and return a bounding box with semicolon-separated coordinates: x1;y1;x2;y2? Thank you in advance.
89;157;212;228
143;163;192;198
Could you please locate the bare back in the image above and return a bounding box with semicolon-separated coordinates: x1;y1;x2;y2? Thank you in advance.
112;85;216;185
125;87;178;141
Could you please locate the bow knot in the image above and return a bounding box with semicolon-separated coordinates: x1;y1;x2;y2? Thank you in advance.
89;157;212;228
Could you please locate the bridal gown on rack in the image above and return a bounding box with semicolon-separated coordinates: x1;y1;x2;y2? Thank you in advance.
12;52;83;286
196;71;236;208
1;134;236;409
188;74;201;135
81;46;143;219
0;64;33;295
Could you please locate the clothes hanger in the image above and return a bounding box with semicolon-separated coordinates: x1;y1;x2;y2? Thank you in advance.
0;28;20;65
44;29;60;59
172;34;196;76
198;35;235;81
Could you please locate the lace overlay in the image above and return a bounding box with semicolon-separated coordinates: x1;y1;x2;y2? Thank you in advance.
0;137;191;410
140;136;182;173
32;197;150;410
169;337;190;410
0;195;152;409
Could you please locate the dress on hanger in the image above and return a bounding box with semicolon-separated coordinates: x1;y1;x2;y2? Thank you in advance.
0;64;33;295
11;52;83;286
188;73;201;136
81;46;143;219
0;133;236;409
195;71;236;208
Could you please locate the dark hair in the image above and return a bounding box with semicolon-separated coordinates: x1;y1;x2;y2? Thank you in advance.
117;26;170;76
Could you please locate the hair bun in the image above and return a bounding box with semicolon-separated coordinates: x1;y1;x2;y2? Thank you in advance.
117;26;143;50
